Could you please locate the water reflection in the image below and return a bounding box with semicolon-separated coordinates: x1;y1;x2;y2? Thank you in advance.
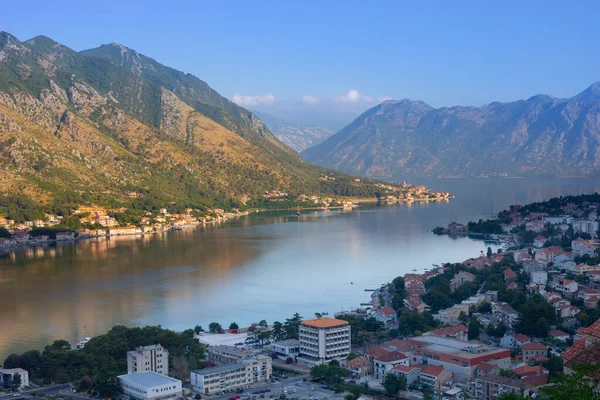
1;178;600;358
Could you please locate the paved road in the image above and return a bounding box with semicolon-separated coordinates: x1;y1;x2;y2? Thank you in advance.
0;384;74;400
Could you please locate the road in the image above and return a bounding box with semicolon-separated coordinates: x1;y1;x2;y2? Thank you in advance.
0;384;84;400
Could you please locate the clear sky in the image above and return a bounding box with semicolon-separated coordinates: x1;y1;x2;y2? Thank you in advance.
3;0;600;113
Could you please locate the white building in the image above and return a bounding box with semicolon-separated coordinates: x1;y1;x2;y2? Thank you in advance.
298;317;351;366
373;351;409;380
0;368;29;389
191;363;247;394
270;339;301;358
573;220;599;236
530;270;548;286
544;216;573;225
127;345;169;375
118;371;182;400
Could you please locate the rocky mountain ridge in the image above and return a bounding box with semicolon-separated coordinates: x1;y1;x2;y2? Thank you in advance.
302;85;600;178
0;32;393;212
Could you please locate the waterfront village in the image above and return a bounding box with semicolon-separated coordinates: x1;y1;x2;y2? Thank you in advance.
6;194;600;400
0;183;451;253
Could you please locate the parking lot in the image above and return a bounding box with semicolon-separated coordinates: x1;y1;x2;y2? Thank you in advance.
203;376;345;400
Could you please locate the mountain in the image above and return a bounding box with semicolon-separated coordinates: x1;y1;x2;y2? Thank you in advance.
0;32;397;214
253;111;335;152
302;85;600;179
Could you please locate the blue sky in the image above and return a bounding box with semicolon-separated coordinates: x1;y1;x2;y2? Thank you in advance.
3;0;600;114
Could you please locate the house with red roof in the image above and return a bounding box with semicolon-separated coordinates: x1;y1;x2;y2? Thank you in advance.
533;236;548;248
450;271;476;292
424;325;469;342
549;330;570;342
404;295;429;313
364;346;390;361
522;343;547;363
500;333;530;349
419;365;452;387
503;269;518;285
463;255;493;270
373;351;409;380
392;365;422;386
552;278;578;296
476;363;499;378
341;357;373;379
512;364;548;379
535;248;553;264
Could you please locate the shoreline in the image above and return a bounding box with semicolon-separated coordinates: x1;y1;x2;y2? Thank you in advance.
0;196;453;255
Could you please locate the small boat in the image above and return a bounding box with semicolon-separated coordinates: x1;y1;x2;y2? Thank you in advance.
322;312;329;316
350;282;354;284
412;268;417;272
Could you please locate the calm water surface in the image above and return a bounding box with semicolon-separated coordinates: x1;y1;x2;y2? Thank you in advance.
1;178;599;357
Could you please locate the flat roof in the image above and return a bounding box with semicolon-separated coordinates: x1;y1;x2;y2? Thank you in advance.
192;363;247;375
411;336;508;360
118;372;181;388
301;317;349;328
272;339;301;347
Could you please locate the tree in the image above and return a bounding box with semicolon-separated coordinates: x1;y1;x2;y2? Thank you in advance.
11;373;22;390
258;320;268;327
542;354;564;377
383;373;406;396
0;227;10;239
284;313;303;339
271;321;286;341
194;325;204;335
541;363;600;399
487;247;493;258
229;322;239;330
171;355;190;382
194;394;202;400
346;352;358;360
422;386;435;400
468;318;481;340
209;322;222;333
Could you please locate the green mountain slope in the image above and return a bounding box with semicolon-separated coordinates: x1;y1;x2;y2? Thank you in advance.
302;88;600;179
0;31;402;214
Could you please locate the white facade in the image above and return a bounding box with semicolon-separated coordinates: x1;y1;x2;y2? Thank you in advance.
271;339;300;357
298;318;351;365
127;345;169;375
119;371;182;400
0;368;29;389
530;270;548;286
573;220;599;236
191;363;247;394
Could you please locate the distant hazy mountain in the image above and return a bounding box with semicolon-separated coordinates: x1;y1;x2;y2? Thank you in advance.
302;83;600;179
254;111;336;152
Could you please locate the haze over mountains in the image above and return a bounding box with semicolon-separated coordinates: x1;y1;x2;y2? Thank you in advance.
0;32;388;210
253;111;337;152
302;84;600;179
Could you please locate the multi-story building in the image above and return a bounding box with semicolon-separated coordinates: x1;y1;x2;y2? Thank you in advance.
118;371;182;400
475;374;546;400
341;357;373;379
298;317;351;366
522;343;547;363
191;364;247;394
406;335;511;382
419;365;452;387
0;368;29;389
270;339;301;359
206;345;271;383
127;345;169;375
373;351;409;380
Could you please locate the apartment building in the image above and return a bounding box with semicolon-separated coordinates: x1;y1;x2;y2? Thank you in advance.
118;371;182;400
298;317;351;366
127;345;169;375
206;345;272;384
191;364;247;394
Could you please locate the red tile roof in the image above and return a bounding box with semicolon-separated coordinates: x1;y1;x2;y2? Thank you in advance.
374;351;408;363
365;347;390;358
522;343;547;351
549;330;569;337
583;318;600;338
477;363;497;371
513;334;531;343
504;269;518;279
421;365;446;376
